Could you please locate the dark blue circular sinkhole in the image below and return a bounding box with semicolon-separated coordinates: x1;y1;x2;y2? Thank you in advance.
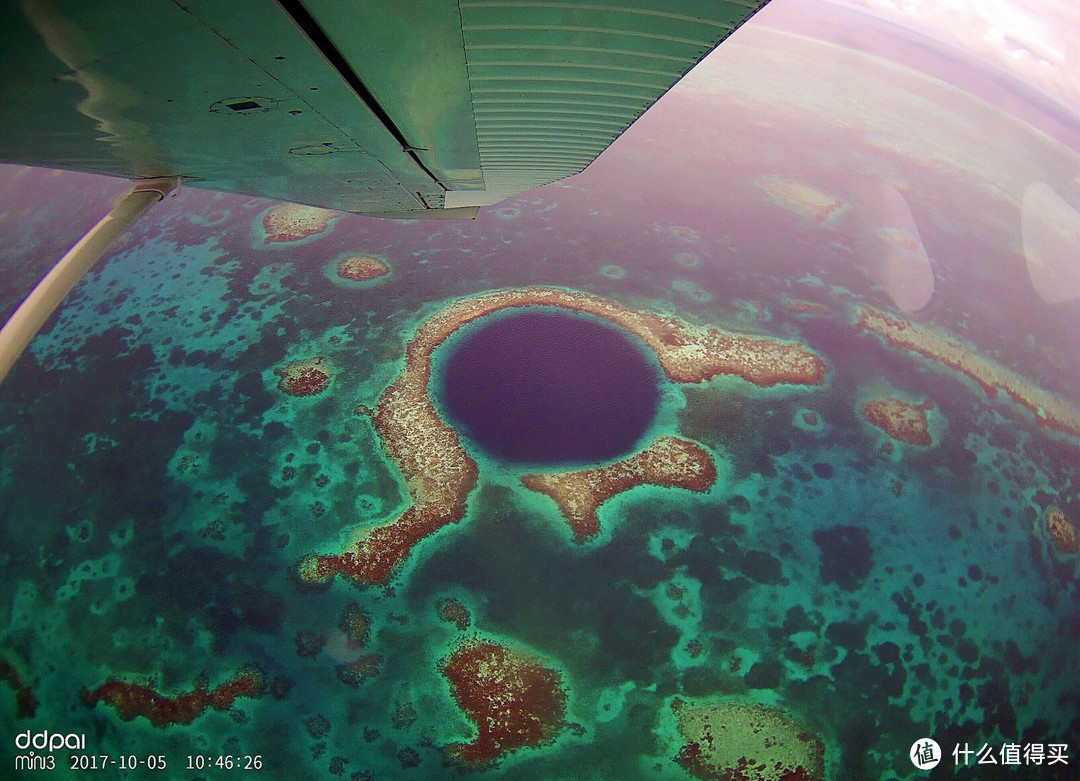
434;307;662;466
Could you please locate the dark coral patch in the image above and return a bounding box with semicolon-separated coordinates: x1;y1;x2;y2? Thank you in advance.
335;655;382;687
955;639;979;664
0;658;38;719
295;630;326;658
739;550;783;584
812;525;872;591
826;620;870;651
340;603;372;648
744;660;782;689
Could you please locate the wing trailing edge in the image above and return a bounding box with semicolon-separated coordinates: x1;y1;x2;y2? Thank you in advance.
0;0;770;216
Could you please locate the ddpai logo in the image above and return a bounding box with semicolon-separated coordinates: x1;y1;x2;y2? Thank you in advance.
14;730;86;752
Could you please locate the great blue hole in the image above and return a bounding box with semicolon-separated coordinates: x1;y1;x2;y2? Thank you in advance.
434;307;662;466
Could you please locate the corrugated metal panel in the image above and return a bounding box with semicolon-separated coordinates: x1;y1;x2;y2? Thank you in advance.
447;0;770;206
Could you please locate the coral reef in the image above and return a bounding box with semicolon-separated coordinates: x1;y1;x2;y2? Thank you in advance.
0;656;38;719
261;204;339;243
296;288;826;588
275;357;331;397
671;698;825;781
337;255;390;282
521;436;716;541
80;666;264;727
440;639;566;765
756;176;848;223
784;299;830;316
1045;505;1078;554
305;714;330;739
295;630;327;659
861;397;934;446
335;654;381;687
857;306;1080;439
340;603;372;648
436;598;471;631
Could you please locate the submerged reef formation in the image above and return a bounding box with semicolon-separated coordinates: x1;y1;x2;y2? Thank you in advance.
340;602;372;648
296;287;826;588
335;654;382;687
436;598;472;631
337;255;390;282
0;656;38;719
295;630;327;659
813;525;873;592
671;698;825;781
1045;505;1078;554
784;298;831;316
521;436;717;541
80;666;264;727
260;203;340;243
856;306;1080;440
860;397;934;446
440;639;567;766
275;357;331;397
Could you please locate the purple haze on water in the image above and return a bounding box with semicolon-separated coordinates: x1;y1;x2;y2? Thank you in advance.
437;309;661;465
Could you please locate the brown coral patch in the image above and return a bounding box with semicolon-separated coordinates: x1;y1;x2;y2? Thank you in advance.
436;598;471;632
337;255;390;282
857;306;1080;440
335;654;381;687
860;397;934;446
80;666;264;727
275;357;331;397
1045;505;1079;554
440;639;566;765
261;203;339;243
521;435;716;541
0;656;38;719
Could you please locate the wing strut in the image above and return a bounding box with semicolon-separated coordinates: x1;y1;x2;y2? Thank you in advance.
0;177;180;384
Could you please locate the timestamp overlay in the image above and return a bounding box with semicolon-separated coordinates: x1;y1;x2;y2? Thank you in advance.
10;731;267;775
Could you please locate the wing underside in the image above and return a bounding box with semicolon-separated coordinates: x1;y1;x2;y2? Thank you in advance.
0;0;769;216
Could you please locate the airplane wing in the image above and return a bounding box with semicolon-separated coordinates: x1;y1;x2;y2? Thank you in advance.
0;0;769;217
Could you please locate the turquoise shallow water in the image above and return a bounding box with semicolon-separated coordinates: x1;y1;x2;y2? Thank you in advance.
1;68;1078;780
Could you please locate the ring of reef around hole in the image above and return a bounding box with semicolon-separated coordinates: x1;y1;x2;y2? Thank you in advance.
294;286;829;588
